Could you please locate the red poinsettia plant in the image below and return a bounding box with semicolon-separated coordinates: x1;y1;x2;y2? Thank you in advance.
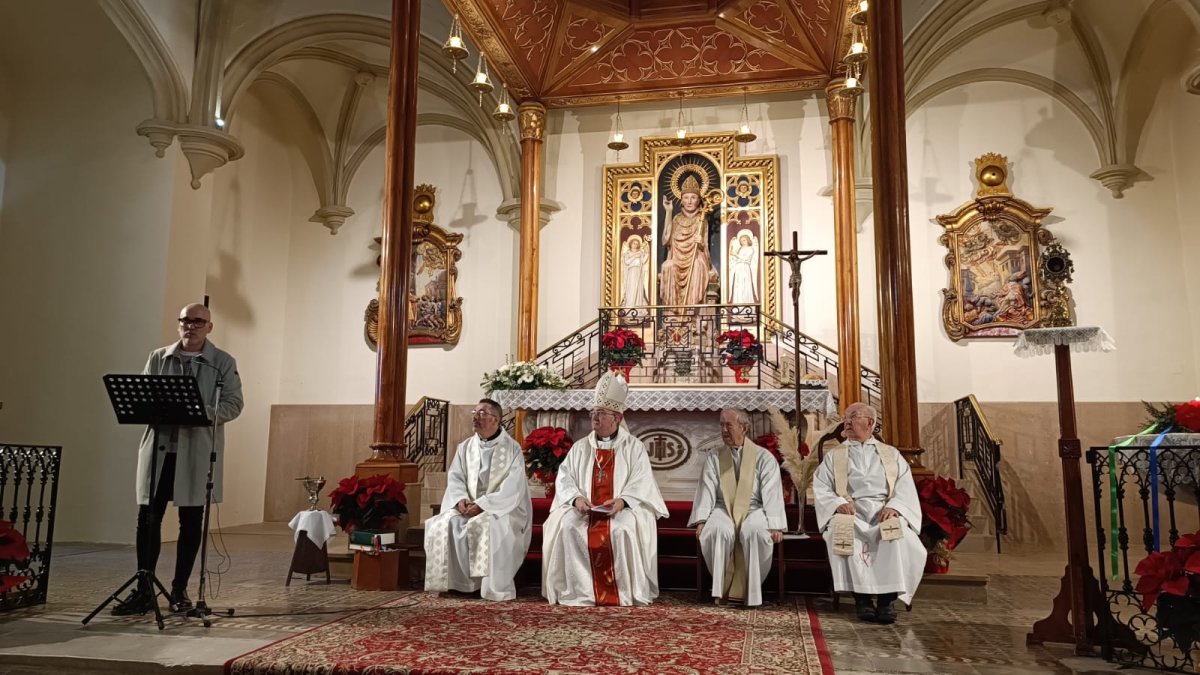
1;519;32;594
1135;530;1200;649
916;475;972;553
1143;398;1200;434
524;426;573;485
601;328;646;366
718;329;763;365
328;473;407;532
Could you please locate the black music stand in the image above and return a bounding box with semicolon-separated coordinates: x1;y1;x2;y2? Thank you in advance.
82;374;210;630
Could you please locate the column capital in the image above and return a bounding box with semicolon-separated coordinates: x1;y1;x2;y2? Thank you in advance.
518;102;546;142
497;198;562;230
825;80;857;123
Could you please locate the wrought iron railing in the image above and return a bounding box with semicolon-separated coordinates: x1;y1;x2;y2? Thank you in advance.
953;395;1007;552
1088;443;1200;672
403;397;449;480
534;318;601;389
0;444;61;612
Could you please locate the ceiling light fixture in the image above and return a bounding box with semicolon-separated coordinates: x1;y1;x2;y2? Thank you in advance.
469;55;493;106
844;25;868;65
734;90;756;144
675;96;687;142
493;87;515;122
850;0;868;26
607;99;629;151
442;14;468;72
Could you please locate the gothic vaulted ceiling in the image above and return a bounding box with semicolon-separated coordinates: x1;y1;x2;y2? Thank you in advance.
443;0;855;106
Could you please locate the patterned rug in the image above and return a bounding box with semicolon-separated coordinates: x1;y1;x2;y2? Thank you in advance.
225;592;834;674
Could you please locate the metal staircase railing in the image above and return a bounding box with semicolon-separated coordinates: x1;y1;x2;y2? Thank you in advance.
954;394;1007;552
522;305;882;414
404;397;450;481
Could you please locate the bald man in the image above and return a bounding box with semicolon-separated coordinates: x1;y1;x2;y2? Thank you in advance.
113;303;243;616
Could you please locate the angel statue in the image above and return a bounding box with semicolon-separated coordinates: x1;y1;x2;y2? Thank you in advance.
620;235;650;307
727;229;760;304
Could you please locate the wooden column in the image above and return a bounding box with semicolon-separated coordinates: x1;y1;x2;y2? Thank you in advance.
516;102;546;362
1027;344;1100;651
362;0;419;484
866;0;925;471
826;81;861;414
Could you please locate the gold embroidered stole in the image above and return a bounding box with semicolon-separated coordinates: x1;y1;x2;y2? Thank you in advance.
718;444;757;601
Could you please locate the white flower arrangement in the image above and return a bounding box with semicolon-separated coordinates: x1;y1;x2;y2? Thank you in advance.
481;360;569;394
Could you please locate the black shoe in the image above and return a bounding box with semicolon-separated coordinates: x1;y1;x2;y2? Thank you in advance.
110;589;152;616
874;601;897;624
853;593;876;622
170;587;192;612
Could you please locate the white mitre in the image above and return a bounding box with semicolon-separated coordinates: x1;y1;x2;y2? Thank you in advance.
592;370;629;413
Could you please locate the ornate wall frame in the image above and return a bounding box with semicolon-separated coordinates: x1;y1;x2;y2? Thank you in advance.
365;184;464;348
937;154;1055;341
601;132;781;321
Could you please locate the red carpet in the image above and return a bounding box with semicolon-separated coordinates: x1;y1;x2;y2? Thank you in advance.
225;593;834;674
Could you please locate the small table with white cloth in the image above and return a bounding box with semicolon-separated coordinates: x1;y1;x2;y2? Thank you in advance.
286;509;336;585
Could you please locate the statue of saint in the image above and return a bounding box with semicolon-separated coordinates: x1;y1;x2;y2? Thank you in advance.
659;175;718;306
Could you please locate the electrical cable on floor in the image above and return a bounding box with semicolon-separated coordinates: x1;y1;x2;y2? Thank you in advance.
204;500;232;599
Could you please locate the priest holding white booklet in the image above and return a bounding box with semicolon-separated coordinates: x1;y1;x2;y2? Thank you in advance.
541;372;669;606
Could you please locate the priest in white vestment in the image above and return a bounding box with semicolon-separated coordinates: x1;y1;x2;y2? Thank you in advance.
813;402;925;623
689;408;785;607
424;398;531;601
542;372;669;606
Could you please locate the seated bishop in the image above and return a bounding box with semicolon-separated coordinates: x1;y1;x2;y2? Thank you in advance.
689;408;786;607
541;371;668;606
812;402;925;624
424;398;531;601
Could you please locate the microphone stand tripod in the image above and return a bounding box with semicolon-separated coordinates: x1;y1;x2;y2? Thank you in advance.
187;361;235;627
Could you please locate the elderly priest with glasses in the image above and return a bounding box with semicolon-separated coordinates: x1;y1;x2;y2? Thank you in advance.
542;372;668;606
689;408;786;607
424;398;531;601
812;402;925;624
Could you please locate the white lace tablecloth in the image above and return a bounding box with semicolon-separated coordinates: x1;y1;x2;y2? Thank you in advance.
1013;326;1116;358
494;388;836;416
1108;433;1200;487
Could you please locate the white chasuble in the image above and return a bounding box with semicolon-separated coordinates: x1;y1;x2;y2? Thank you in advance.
688;440;786;606
812;438;926;604
424;429;531;601
541;430;669;606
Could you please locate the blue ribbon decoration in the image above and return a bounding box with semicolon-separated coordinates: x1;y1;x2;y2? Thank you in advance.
1148;426;1173;552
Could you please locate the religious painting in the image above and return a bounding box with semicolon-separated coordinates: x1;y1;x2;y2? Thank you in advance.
365;184;464;349
937;154;1056;341
601;133;780;323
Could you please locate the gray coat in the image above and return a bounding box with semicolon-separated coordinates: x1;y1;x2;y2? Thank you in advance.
135;339;244;507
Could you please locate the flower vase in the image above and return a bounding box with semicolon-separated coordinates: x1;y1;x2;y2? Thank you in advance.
727;360;755;384
609;362;635;381
924;550;950;574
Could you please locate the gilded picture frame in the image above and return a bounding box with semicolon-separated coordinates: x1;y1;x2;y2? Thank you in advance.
601;132;781;322
365;184;464;348
937;155;1055;341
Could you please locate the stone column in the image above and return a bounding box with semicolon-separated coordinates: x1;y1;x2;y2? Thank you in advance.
516;102;546;362
363;0;420;484
867;0;926;471
826;80;861;414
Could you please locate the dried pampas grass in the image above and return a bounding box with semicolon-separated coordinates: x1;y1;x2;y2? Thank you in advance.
768;407;821;495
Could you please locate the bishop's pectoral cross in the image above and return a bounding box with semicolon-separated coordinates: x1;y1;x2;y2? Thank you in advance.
764;231;827;424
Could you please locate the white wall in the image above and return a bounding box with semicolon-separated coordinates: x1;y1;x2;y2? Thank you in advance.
277;124;515;405
0;1;179;543
202;86;299;528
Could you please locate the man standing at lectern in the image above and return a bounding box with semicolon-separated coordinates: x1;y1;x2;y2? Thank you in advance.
113;303;243;615
541;371;668;606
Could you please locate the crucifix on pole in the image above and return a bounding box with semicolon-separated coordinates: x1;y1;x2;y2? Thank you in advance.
764;231;827;426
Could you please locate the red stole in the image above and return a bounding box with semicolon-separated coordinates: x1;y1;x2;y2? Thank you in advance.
587;447;619;606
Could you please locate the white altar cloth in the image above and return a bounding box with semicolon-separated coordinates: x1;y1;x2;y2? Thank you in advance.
493;387;836;417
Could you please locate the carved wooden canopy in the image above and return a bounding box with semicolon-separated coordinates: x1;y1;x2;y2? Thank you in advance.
443;0;855;106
